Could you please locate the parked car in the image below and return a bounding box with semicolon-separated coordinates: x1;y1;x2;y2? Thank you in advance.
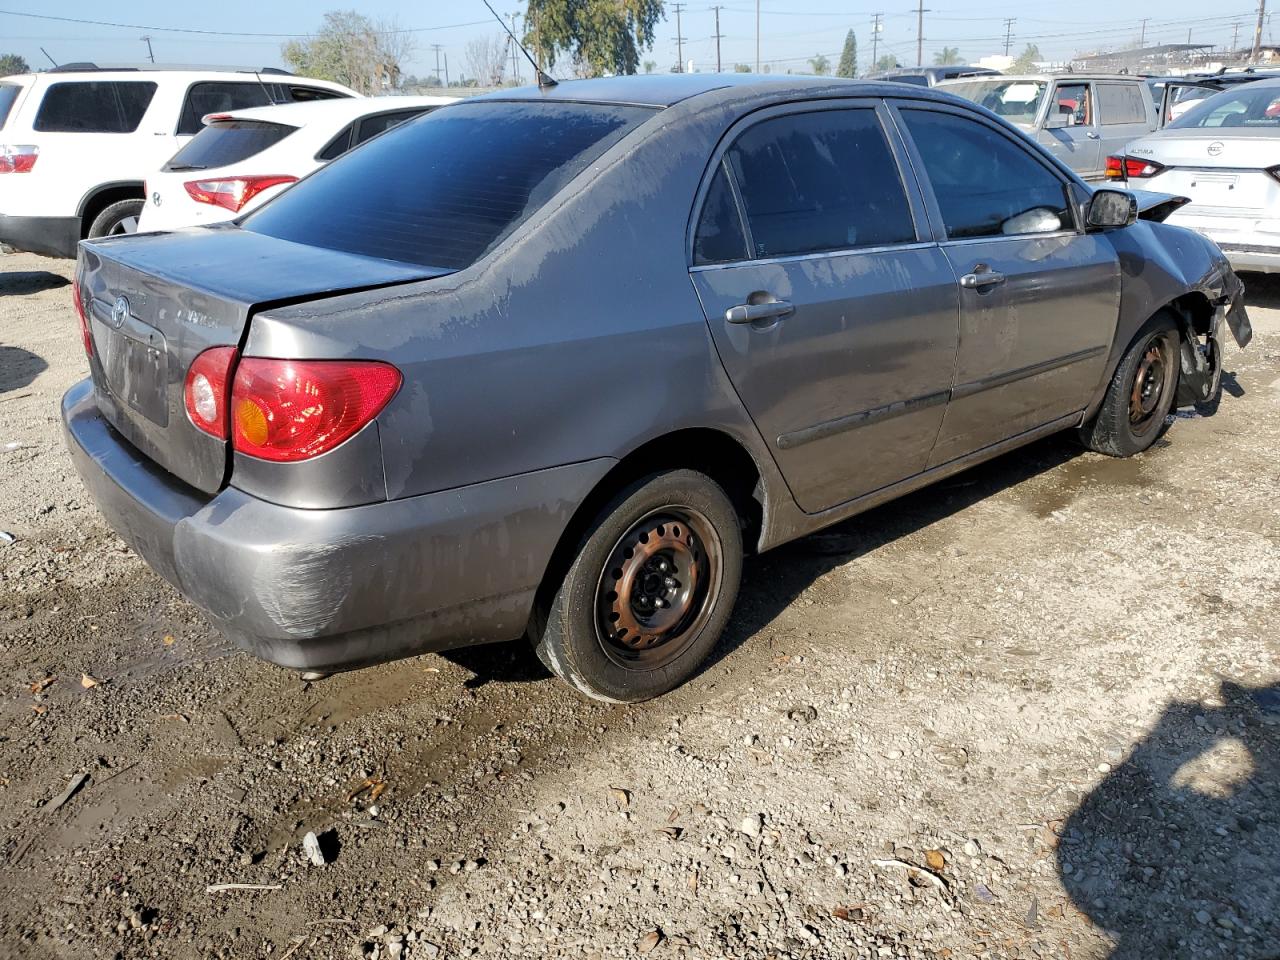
1148;69;1280;122
867;65;1000;87
0;64;355;258
937;73;1158;180
1106;77;1280;273
62;75;1250;703
139;96;457;232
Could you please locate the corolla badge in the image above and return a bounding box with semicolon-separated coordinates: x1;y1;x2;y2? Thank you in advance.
111;295;130;329
1208;141;1224;157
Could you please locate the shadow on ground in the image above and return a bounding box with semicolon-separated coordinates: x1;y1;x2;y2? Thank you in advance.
1061;680;1280;958
0;344;48;394
0;270;69;297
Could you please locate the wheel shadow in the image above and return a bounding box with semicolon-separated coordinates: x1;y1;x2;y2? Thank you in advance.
0;270;69;297
0;344;48;394
1059;680;1279;958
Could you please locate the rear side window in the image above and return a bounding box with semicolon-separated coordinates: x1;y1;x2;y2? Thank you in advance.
244;101;653;271
0;83;21;129
355;109;429;146
34;81;157;133
316;124;353;161
900;109;1071;239
725;109;916;259
178;82;277;136
693;163;748;265
1098;83;1146;124
287;85;347;103
164;120;297;171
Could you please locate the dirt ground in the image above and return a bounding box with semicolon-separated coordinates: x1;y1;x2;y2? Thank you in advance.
0;248;1276;960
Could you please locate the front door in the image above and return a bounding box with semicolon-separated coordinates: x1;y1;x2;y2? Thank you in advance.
1038;81;1103;179
688;103;959;514
894;105;1120;466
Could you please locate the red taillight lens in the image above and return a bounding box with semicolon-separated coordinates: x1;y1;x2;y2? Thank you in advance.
0;145;38;174
184;347;238;439
231;359;401;462
72;279;92;357
183;175;297;213
1106;154;1164;180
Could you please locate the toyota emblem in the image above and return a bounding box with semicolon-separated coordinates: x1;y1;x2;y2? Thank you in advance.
111;295;130;329
1208;141;1224;157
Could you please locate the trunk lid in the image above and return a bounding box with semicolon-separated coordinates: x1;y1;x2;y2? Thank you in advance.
1129;130;1280;217
78;227;448;494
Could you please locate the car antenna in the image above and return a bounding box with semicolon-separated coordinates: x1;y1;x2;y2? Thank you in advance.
252;70;280;105
481;0;558;88
40;47;58;69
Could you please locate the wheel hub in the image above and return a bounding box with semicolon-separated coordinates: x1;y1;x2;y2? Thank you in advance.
1130;341;1169;428
598;515;705;653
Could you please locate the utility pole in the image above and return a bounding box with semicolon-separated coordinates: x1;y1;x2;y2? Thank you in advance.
1253;0;1266;62
756;0;761;72
444;52;450;88
871;13;883;69
432;43;444;86
1002;18;1016;56
673;4;686;72
1233;21;1241;51
915;0;930;67
140;35;155;63
508;13;522;84
1139;18;1149;46
712;6;725;72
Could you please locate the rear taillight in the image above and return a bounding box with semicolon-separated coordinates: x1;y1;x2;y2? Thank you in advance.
183;175;297;213
0;145;38;174
231;359;401;463
1105;154;1164;180
72;279;92;357
184;347;238;439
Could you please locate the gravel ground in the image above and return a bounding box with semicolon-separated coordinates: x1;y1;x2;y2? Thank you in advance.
0;248;1277;960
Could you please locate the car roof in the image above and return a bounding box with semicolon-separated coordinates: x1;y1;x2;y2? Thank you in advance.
212;95;460;126
939;73;1141;84
471;73;961;108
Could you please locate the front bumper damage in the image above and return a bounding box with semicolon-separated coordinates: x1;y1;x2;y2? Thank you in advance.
1175;267;1252;407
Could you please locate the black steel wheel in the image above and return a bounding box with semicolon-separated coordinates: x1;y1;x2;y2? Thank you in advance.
1079;312;1180;457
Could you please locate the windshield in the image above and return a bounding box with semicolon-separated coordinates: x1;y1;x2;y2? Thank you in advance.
942;79;1047;125
244;100;654;271
164;119;296;172
1168;83;1280;128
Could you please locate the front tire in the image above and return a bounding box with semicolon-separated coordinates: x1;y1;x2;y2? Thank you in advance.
532;469;743;703
87;199;144;239
1079;313;1180;457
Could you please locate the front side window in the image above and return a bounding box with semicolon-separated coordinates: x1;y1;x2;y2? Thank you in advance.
245;100;653;270
1053;83;1093;126
1097;83;1146;124
34;81;157;133
725;109;916;259
900;109;1071;240
177;82;275;135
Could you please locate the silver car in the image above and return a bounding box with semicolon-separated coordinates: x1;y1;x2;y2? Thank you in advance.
1107;77;1280;273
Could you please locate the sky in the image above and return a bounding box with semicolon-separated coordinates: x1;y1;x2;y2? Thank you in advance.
0;1;1271;83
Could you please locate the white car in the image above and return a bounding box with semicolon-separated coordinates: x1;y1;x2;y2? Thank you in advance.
140;96;457;232
0;64;356;258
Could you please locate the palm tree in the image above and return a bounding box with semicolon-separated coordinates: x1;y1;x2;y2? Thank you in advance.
808;53;831;76
933;47;963;66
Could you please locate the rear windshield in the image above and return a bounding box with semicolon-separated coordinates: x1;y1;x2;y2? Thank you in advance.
0;83;21;129
1169;83;1280;128
34;81;157;133
165;120;297;171
244;100;654;271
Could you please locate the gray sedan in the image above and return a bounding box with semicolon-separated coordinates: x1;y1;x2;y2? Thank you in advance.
62;75;1250;702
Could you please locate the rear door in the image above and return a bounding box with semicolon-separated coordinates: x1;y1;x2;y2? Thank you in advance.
1038;80;1103;178
688;101;959;514
893;104;1120;466
1096;81;1155;160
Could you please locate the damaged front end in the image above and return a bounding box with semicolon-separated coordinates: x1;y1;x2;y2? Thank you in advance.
1174;260;1253;408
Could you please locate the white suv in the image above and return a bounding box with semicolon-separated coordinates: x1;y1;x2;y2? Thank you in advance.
0;64;356;258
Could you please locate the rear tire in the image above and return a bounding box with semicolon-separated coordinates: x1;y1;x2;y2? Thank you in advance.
1078;312;1180;457
87;199;144;239
531;469;743;703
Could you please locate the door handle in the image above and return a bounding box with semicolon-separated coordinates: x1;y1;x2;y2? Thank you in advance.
959;269;1006;290
725;300;795;324
1087;131;1101;140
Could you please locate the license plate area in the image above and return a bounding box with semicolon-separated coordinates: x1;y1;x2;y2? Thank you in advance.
1188;172;1239;197
91;308;169;427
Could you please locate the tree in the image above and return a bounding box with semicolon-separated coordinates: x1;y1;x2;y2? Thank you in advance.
808;53;831;76
281;11;416;94
874;54;899;72
466;35;508;86
1010;43;1041;73
525;0;664;77
933;46;962;66
836;30;858;78
0;53;29;76
733;63;751;73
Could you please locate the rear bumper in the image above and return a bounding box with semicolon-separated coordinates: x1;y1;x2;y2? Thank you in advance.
1164;210;1280;273
61;378;614;671
0;213;80;259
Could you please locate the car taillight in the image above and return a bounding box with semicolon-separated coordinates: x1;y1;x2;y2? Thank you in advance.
231;358;401;463
72;279;92;357
184;347;238;439
1105;154;1164;180
0;145;38;174
183;175;297;213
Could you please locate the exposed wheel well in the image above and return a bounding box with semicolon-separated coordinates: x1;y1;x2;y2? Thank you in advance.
78;183;146;238
1167;291;1215;337
532;429;765;620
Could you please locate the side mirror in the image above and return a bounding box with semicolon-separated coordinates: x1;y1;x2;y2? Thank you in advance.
1086;189;1138;230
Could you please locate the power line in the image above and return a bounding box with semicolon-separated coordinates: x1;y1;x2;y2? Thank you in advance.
0;8;490;38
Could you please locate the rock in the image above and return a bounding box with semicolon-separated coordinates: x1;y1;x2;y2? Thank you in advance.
963;839;983;858
740;815;763;838
787;706;817;723
1195;910;1211;925
302;831;327;866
